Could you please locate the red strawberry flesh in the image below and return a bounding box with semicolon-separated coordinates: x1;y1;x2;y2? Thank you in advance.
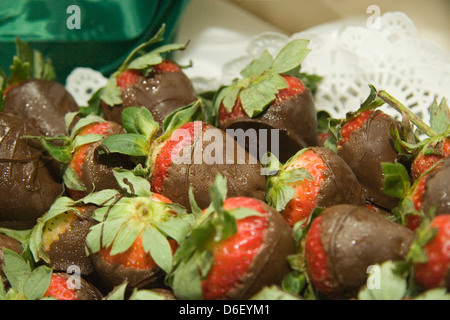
411;138;450;180
339;110;374;146
414;214;450;289
282;149;327;227
201;197;268;300
44;274;77;300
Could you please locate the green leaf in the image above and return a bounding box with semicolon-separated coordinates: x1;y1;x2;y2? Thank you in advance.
215;84;242;113
154;215;195;245
110;221;142;256
129;289;167;300
414;288;450;300
188;185;203;219
281;271;306;296
2;248;32;292
78;88;103;116
23;265;52;300
121;107;159;140
113;168;151;197
100;75;122;106
270;39;310;74
358;261;407;300
267;183;295;212
381;162;411;199
240;50;273;78
251;285;301;300
171;257;202;300
26;136;71;163
228;207;263;220
70;133;103;150
69;114;106;139
101;133;150;157
127;53;163;71
429;97;450;135
63;166;87;192
142;226;173;273
104;282;128;300
81;189;120;207
162;99;203;137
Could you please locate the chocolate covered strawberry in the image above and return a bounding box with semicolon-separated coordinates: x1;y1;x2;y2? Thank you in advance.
385;159;450;231
99;25;197;132
304;204;415;299
167;175;294;300
30;114;133;199
1;38;78;137
265;147;365;228
0;113;63;229
215;39;318;163
28;197;97;276
83;171;195;291
43;272;103;300
411;137;450;180
333;89;405;210
101;104;266;210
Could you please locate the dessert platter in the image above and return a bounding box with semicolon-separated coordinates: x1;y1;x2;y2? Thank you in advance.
0;9;449;301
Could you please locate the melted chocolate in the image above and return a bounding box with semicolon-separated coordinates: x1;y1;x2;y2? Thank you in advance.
225;201;295;300
0;113;63;229
159;123;266;210
337;111;400;210
4;79;79;137
313;147;366;208
422;158;450;216
102;71;197;131
318;204;415;298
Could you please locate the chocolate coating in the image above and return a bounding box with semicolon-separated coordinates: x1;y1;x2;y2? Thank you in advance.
90;252;164;292
102;71;197;131
312;147;366;208
318;204;415;298
0;113;63;229
45;207;96;276
0;234;23;288
220;88;318;163
225;201;295;300
337;111;400;210
159;123;266;210
79;122;134;194
422;159;450;216
4;79;79;137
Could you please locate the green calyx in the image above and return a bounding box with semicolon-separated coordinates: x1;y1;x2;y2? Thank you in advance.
100;100;204;174
263;151;314;213
214;39;311;118
167;174;263;300
83;169;194;274
100;24;189;106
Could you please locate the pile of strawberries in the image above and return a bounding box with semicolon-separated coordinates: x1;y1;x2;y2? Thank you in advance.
0;25;448;301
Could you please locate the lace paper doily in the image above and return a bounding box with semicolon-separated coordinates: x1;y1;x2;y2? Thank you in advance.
65;12;450;121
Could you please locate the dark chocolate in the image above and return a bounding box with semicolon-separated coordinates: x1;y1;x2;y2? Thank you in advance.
225;201;295;300
102;71;197;131
422;158;450;216
54;272;103;300
337;111;400;210
4;79;79;137
318;204;415;298
219;88;318;163
45;206;97;276
0;113;63;229
159;123;266;210
312;147;366;208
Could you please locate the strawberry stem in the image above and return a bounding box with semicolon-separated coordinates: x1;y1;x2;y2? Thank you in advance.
377;90;438;138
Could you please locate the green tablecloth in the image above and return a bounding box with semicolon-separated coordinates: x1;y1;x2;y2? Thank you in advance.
0;0;190;81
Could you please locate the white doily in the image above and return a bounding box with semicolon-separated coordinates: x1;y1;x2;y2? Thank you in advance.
65;12;450;121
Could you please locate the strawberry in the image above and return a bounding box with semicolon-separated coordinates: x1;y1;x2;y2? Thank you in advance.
0;113;63;229
28;198;96;276
411;137;450;180
265;147;365;228
101;105;266;211
44;273;78;300
336;108;402;210
100;26;197;130
414;214;450;289
303;204;415;299
43;273;103;300
215;39;318;163
30;115;132;200
84;176;195;291
1;38;78;138
168;175;294;300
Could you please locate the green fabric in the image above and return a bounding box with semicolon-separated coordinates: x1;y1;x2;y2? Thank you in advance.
0;0;190;81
